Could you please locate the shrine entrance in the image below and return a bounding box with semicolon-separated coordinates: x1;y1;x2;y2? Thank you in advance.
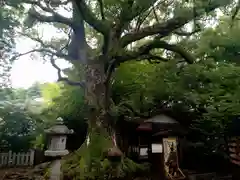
135;114;186;180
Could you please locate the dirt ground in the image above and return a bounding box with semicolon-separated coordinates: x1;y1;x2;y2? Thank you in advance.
0;168;33;180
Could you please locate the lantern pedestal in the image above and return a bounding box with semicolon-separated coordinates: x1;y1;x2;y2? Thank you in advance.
44;117;74;180
48;160;62;180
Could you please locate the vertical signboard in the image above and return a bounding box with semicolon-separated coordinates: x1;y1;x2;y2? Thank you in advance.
229;116;240;180
163;137;177;176
229;116;240;166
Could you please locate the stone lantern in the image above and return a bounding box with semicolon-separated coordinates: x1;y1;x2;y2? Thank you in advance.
45;117;74;157
44;117;74;180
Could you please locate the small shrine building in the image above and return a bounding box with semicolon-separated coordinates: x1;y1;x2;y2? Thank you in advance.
116;114;187;180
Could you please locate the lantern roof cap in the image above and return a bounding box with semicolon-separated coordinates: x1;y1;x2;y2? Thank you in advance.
45;117;74;135
56;117;64;125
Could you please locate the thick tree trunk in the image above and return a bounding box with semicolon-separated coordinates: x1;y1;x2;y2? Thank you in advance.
70;4;117;150
84;61;122;159
62;6;125;180
63;58;124;180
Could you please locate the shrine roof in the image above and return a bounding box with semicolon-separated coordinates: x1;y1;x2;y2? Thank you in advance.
144;114;179;124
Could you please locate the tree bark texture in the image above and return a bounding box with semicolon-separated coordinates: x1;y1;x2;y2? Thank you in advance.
84;61;120;156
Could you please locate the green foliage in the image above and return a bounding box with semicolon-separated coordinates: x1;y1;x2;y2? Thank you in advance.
0;3;26;87
40;83;61;106
112;61;155;115
181;16;240;64
23;9;38;28
40;82;88;150
0;104;36;151
112;59;240;152
176;62;240;134
62;127;149;180
40;81;85;116
1;0;239;176
43;168;50;180
0;85;45;151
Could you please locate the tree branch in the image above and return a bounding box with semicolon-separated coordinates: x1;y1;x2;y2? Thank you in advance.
135;8;153;32
116;0;157;37
231;0;240;26
9;46;85;88
73;0;110;35
46;0;70;7
9;48;71;61
118;39;194;64
105;60;115;85
117;52;169;64
18;31;93;64
23;0;75;27
134;0;169;32
152;5;159;23
120;0;232;47
17;31;76;60
0;39;11;49
29;12;73;27
97;0;105;20
139;54;169;62
49;56;85;87
174;26;201;36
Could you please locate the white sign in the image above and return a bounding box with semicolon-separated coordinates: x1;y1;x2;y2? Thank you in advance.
151;143;163;153
140;148;148;156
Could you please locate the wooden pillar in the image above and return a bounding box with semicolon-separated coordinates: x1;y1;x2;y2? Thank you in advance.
232;165;240;180
150;137;166;180
177;136;183;167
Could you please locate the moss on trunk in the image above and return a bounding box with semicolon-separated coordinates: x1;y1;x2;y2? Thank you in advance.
62;124;149;180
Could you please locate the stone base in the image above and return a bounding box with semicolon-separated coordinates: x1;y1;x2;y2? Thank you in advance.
44;150;69;157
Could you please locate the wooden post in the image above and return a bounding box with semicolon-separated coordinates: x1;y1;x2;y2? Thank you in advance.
16;152;20;165
233;165;240;180
30;149;34;166
3;153;7;166
8;150;12;166
0;153;2;167
25;152;29;166
12;152;16;166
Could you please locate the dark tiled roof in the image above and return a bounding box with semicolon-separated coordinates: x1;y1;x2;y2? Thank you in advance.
145;114;179;124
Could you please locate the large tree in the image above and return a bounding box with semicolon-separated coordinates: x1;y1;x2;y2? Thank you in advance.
4;0;237;177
